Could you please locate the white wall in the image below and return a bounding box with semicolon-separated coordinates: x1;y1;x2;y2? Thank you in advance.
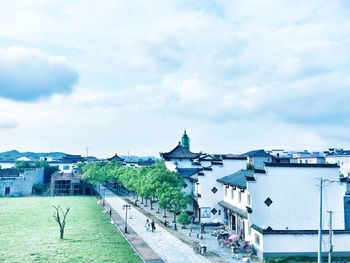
197;159;246;223
248;166;345;230
263;233;350;256
326;156;350;177
223;185;251;211
252;157;271;170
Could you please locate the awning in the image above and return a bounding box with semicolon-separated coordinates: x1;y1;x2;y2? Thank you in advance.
218;201;248;219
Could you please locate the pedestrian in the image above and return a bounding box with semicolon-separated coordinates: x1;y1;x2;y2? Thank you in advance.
145;219;150;231
151;220;155;232
109;209;112;218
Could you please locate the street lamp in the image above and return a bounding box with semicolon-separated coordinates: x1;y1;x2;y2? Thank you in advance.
123;204;131;233
102;188;106;206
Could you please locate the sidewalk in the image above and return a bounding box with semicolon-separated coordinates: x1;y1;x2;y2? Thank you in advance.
97;187;213;263
114;189;258;263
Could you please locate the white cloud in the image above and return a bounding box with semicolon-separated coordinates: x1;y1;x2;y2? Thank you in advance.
0;1;349;155
0;47;78;101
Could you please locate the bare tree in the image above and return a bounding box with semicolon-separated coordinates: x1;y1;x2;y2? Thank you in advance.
52;205;70;239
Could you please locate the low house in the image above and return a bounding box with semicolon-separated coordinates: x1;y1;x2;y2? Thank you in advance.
0;168;44;196
217;163;350;260
50;171;91;195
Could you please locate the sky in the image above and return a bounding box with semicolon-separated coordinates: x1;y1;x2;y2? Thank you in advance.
0;0;350;158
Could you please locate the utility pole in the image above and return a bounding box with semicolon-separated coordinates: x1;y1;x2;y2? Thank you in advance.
318;178;324;263
328;210;333;263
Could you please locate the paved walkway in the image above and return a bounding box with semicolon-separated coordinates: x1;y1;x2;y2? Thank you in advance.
98;187;212;263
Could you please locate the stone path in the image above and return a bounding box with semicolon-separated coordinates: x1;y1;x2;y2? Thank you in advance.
98;187;212;263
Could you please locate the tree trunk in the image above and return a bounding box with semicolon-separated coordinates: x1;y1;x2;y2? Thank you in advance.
150;198;153;210
145;198;148;207
141;196;144;204
60;228;64;239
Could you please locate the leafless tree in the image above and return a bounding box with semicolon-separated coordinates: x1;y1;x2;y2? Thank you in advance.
52;205;70;239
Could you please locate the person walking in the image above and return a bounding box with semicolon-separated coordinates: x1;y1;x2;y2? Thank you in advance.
151;220;155;232
145;219;150;231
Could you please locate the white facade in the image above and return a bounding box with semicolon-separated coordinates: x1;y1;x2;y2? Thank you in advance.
326;155;350;177
247;164;348;258
196;159;247;224
218;163;350;259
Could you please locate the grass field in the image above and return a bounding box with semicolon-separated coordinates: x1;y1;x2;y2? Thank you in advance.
0;196;142;263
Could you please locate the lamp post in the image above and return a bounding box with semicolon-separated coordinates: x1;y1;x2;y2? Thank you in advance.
102;188;106;206
123;204;131;233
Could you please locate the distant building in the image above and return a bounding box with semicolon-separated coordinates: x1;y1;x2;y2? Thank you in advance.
48;154;85;173
326;149;350;177
107;153;124;162
241;149;273;170
0;168;44;196
50;171;92;195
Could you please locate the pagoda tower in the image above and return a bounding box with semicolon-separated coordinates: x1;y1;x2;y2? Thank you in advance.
181;129;190;151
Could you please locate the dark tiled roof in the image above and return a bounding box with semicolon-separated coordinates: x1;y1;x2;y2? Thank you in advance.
217;169;254;189
241;149;272;158
251;224;349;235
160;143;201;160
108;153;124;162
327;150;350;156
265;163;339;168
218;201;248;219
60;154;85;163
176;168;203;178
0;168;22;177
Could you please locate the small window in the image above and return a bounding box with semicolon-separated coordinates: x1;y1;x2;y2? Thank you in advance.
255;233;260;246
231;188;234;200
218;210;221;216
248;224;251;235
224;187;227;197
63;165;70;170
247;194;251;206
238;191;242;203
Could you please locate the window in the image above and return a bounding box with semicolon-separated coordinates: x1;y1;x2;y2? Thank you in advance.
63;165;70;170
224;187;227;197
247;194;251;206
248;224;251;235
231;188;234;200
255;233;260;246
238;191;242;203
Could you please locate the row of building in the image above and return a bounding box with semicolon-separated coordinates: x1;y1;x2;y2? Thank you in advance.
0;153;155;196
160;130;350;260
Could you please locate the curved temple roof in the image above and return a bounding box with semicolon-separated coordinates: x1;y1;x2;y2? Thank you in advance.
160;142;201;160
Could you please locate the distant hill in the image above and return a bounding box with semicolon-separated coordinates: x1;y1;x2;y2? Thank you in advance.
0;150;67;162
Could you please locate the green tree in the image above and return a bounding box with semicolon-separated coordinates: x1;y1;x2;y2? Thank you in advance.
177;211;191;228
158;186;190;230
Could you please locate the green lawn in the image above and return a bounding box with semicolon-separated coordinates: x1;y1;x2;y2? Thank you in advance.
0;196;142;263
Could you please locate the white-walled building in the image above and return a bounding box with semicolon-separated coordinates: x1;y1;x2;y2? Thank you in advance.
326;149;350;177
217;163;350;260
192;154;247;224
160;131;247;224
241;149;273;170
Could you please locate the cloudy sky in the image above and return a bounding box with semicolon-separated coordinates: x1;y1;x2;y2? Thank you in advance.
0;0;349;157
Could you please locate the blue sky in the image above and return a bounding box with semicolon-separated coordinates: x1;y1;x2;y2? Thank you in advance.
0;0;349;157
